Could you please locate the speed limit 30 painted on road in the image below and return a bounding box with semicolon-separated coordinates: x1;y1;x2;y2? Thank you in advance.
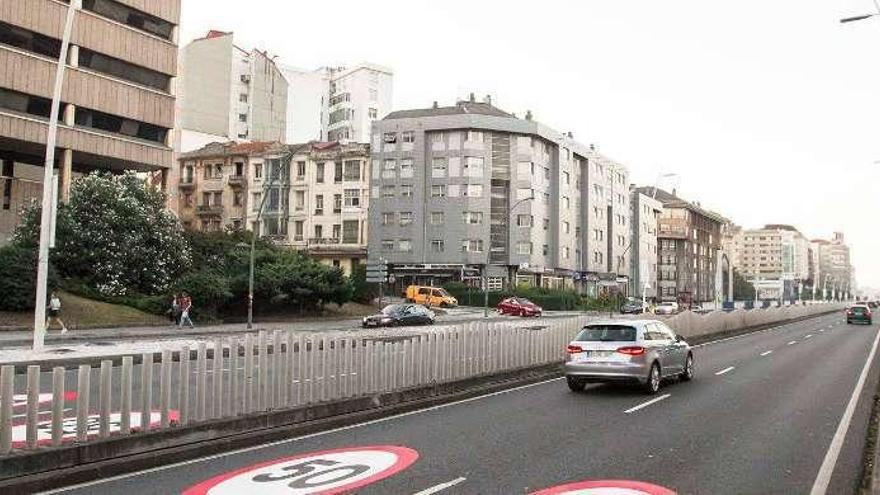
182;445;419;495
531;479;677;495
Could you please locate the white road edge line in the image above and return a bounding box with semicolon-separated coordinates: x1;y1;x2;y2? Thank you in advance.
788;341;797;346
40;377;565;494
760;350;773;357
412;477;468;495
715;366;735;375
809;328;880;495
624;393;671;414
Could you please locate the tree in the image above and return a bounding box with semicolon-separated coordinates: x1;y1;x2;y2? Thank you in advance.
0;244;58;310
732;268;756;300
14;172;191;296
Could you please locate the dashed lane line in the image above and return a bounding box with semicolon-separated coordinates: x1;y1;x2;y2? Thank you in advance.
413;477;468;495
788;341;798;346
715;366;735;375
624;394;671;414
760;350;773;356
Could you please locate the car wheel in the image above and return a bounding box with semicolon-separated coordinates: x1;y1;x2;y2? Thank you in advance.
566;376;586;392
644;362;661;394
680;353;694;381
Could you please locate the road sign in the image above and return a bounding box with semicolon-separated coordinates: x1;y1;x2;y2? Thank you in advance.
182;445;419;495
366;275;387;284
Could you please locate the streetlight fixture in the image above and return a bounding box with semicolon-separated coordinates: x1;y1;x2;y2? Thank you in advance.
840;1;880;23
483;196;535;317
32;1;76;351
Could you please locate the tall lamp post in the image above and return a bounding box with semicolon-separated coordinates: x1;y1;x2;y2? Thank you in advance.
245;172;282;329
32;1;76;351
840;0;880;23
483;196;535;317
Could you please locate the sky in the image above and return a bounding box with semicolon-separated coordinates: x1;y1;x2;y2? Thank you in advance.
180;0;880;288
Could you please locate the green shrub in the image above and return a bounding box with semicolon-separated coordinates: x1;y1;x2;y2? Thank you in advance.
175;270;233;316
0;244;58;311
350;264;376;304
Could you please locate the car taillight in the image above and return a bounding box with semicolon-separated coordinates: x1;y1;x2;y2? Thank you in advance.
566;345;584;354
617;346;647;356
847;310;854;316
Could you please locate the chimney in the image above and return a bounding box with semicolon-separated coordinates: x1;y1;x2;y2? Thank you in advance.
672;188;677;196
484;94;492;105
432;101;439;109
525;110;533;121
566;131;573;138
469;92;475;103
589;143;596;151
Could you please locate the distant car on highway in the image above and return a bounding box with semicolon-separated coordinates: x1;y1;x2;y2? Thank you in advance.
846;304;872;325
654;302;680;315
620;299;647;314
497;297;543;317
564;320;693;394
362;304;435;328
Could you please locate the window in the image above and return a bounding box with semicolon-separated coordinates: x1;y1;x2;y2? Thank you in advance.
517;214;532;227
78;47;170;91
381;212;395;225
463;212;484;224
340;160;359;181
382;159;397;179
254;163;263;179
517;188;534;200
332;224;341;239
369;108;378;119
343;220;359;243
239;93;248;103
431;240;445;253
563;221;570;234
333;194;342;213
563;247;570;259
382;240;394;252
563;196;570;209
233;191;242;207
461;239;484;252
398;158;413;178
251;192;261;211
293;190;304;211
542;192;550;204
563;171;570;185
74;107;168;143
401;185;413;197
517;242;532;255
432;158;448;178
296;161;306;179
383;132;397;144
399;212;414;226
0;21;61;58
381;185;395;198
464;157;484;177
313;224;323;239
543;167;550;180
431;185;447;198
343;189;361;207
369;88;378;101
213;164;223;177
398;239;413;252
431;212;444;225
543;218;550;231
467;130;484;142
182;193;193;208
81;0;174;39
543;244;549;256
238;113;248;123
316;162;325;183
402;131;415;143
463;184;483;197
294;221;304;241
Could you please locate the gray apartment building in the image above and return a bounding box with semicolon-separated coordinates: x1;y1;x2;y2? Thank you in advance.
630;187;663;301
0;0;180;243
368;97;630;295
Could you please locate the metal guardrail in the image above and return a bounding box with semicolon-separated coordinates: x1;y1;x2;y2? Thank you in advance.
0;316;588;455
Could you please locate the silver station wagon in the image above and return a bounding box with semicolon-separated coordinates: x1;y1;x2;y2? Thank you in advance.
564;320;694;394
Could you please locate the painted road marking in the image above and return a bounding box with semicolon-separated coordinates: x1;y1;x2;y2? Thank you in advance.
760;350;773;356
715;366;735;375
412;477;467;495
11;411;177;447
788;341;797;346
624;394;671;414
530;479;676;494
810;327;880;495
181;445;418;495
1;392;77;409
819;329;825;333
805;334;813;339
12;407;72;420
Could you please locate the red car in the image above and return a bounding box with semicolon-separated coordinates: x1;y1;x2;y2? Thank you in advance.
497;297;543;317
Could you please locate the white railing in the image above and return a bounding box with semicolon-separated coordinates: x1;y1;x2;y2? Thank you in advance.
0;316;589;455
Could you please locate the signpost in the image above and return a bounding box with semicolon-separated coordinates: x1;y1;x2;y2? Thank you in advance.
366;259;389;306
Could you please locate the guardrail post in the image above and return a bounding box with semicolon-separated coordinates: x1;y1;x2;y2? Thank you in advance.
0;365;12;454
76;364;90;442
177;348;189;425
196;343;206;421
26;365;40;449
51;366;65;446
121;356;133;433
285;331;295;405
244;333;254;412
230;338;240;417
99;360;112;438
212;338;223;418
294;335;304;406
160;350;172;428
140;353;153;432
271;330;281;409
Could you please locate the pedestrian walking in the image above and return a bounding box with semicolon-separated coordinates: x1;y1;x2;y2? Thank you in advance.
178;292;194;328
47;292;68;334
168;293;181;325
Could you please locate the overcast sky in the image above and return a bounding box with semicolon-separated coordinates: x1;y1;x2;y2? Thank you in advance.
181;0;880;289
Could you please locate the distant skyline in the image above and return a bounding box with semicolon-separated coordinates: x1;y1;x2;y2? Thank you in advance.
180;0;880;287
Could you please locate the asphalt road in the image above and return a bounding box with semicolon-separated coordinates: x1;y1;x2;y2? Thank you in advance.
41;311;880;495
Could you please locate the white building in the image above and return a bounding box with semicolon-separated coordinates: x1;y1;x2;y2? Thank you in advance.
630;189;663;300
282;63;393;144
177;31;288;152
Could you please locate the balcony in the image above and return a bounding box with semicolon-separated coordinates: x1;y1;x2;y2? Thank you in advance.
178;178;195;190
227;175;245;187
657;219;689;239
306;237;366;256
195;204;224;216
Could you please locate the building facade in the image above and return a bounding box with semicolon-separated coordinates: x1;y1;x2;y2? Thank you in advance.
635;188;724;304
367;98;631;294
282;62;393;144
177;30;287;152
725;224;810;300
0;0;180;243
811;232;852;297
176;140;370;274
630;188;663;300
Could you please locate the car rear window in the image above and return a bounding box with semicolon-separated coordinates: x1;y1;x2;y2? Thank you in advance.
575;325;637;342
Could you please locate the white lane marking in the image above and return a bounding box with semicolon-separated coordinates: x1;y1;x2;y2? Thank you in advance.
412;477;468;495
788;341;798;346
809;328;880;495
715;366;735;375
623;393;671;414
12;408;71;419
805;334;813;339
760;350;773;356
41;377;565;493
819;329;825;333
691;313;837;349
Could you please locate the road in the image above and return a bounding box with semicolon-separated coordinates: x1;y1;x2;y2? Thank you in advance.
42;311;879;494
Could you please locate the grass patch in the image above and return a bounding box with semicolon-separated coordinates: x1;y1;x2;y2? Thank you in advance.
0;291;166;331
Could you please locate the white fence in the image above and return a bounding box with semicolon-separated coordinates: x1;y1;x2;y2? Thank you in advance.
664;303;842;338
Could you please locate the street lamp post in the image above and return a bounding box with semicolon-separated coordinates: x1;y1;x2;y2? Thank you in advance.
840;1;880;23
32;1;76;351
483;196;535;317
246;176;281;329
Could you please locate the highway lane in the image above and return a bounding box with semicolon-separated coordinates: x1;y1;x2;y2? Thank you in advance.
47;311;879;495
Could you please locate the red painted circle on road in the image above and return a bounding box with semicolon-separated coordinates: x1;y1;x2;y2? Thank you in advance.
182;445;418;495
531;479;676;495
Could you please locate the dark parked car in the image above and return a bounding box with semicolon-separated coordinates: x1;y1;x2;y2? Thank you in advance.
846;304;872;325
362;304;435;328
620;299;647;314
497;297;543;317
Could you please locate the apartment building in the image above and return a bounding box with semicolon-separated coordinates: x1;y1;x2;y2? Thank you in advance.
726;224;810;300
367;97;631;294
635;188;725;304
0;0;180;243
177;30;287;152
176;140;370;274
630;188;663;300
812;232;853;296
281;62;393;144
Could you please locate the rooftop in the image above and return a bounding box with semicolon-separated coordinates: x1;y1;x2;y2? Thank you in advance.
384;100;517;120
633;187;727;224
